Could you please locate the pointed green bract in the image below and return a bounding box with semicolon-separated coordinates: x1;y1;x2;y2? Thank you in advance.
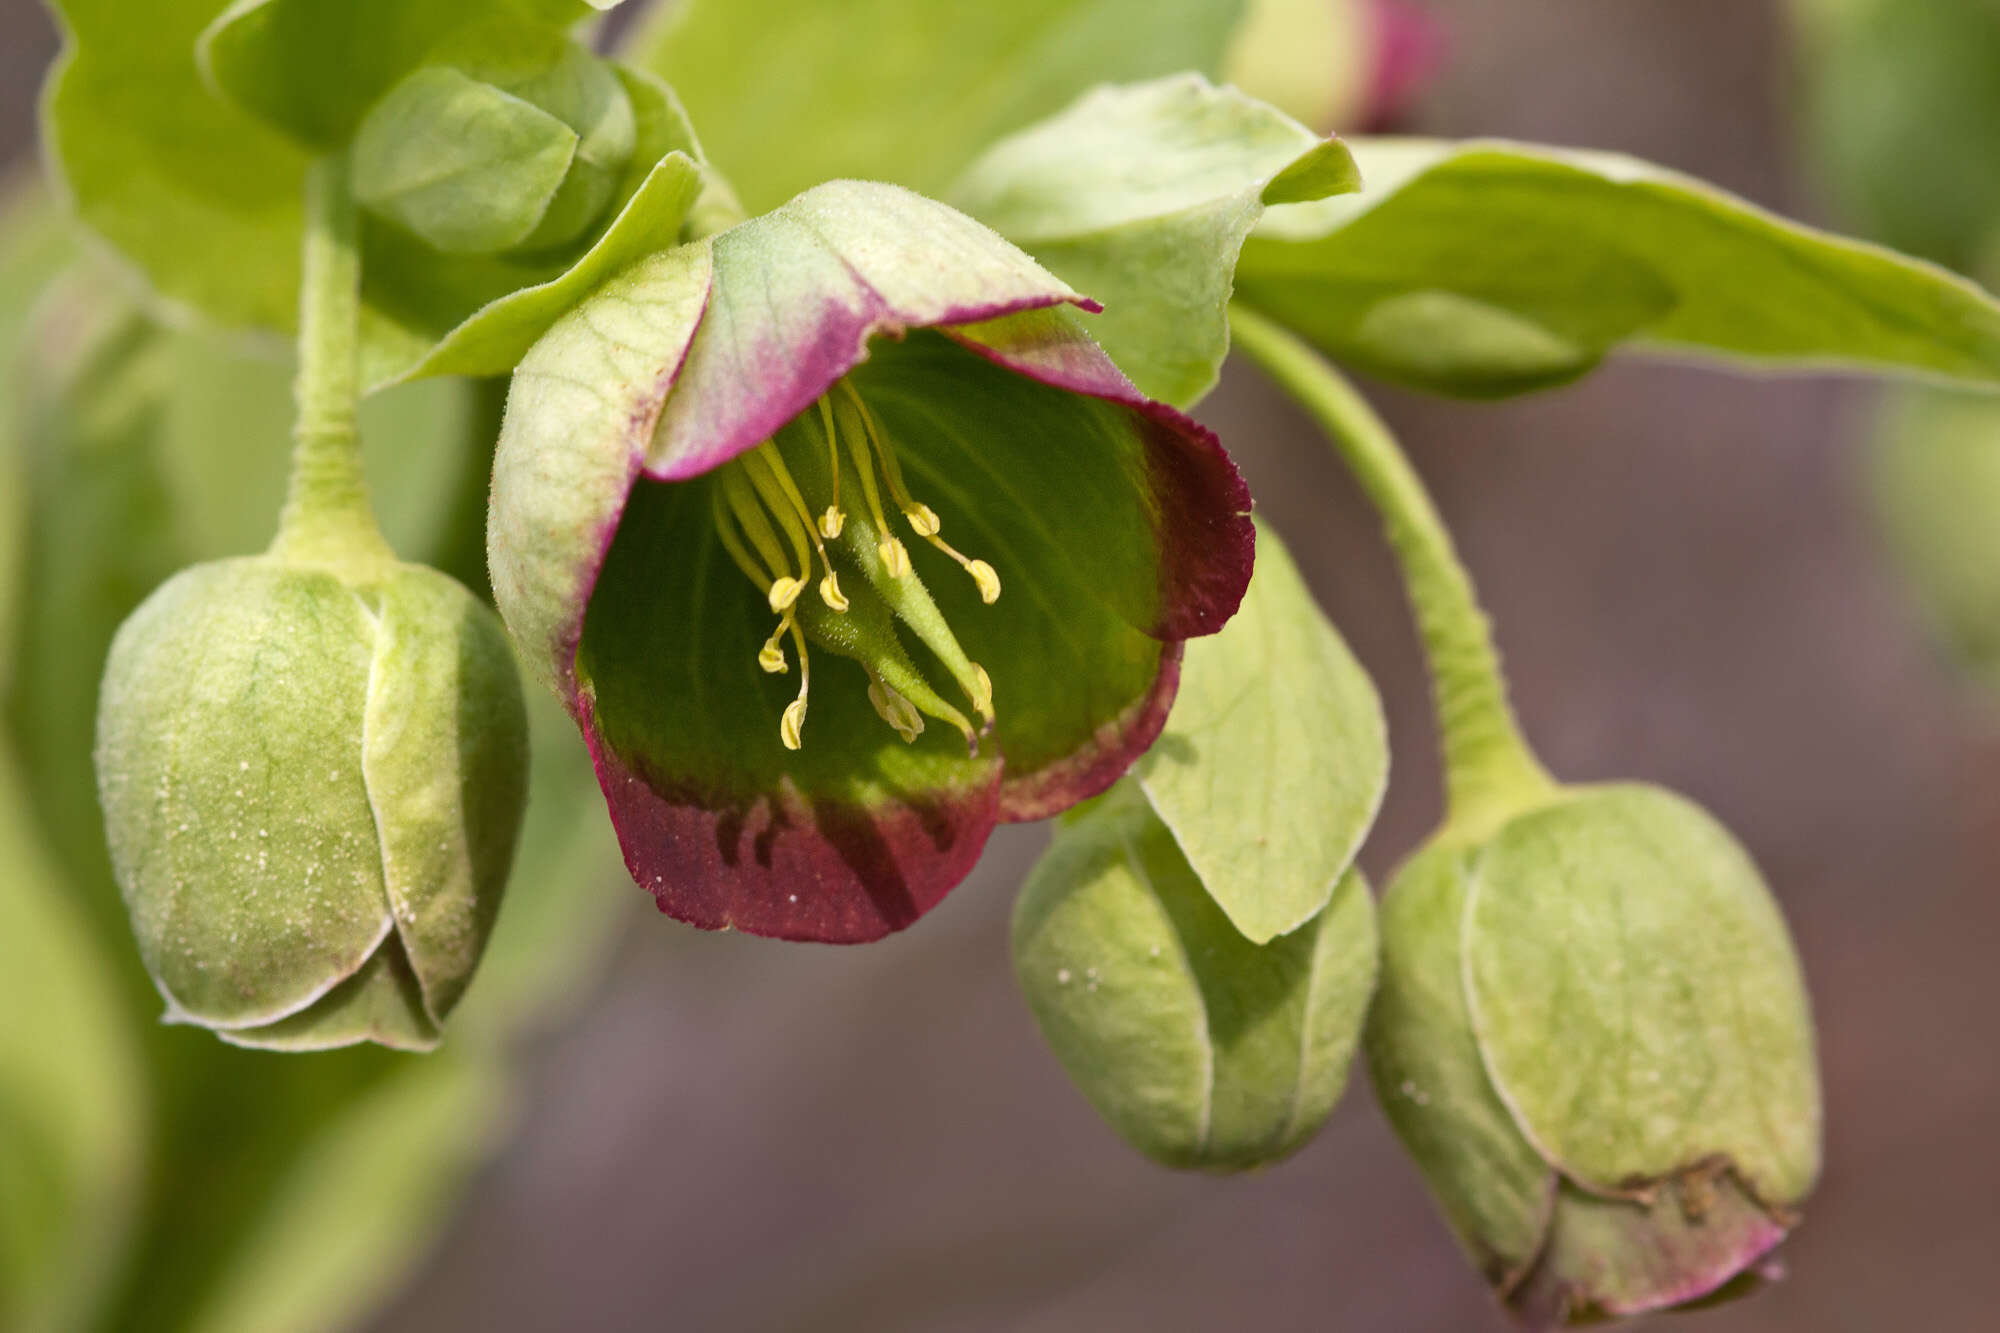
1132;521;1385;942
198;0;597;148
953;75;1361;406
351;67;582;256
1013;781;1377;1170
1463;785;1822;1206
359;66;709;387
1238;137;2000;397
631;0;1249;212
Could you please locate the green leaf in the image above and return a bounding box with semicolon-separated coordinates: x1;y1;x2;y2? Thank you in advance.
1866;386;2000;694
44;0;308;331
1792;0;2000;276
1013;780;1377;1170
0;758;145;1333
1131;521;1384;942
198;0;596;148
351;66;580;256
1463;785;1821;1205
1236;138;2000;397
629;0;1250;213
183;1054;507;1333
952;75;1360;406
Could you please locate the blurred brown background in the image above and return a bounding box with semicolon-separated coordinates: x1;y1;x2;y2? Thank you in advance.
5;0;1995;1329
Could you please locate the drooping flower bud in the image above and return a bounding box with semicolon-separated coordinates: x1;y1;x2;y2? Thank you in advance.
1366;784;1821;1325
94;554;528;1052
1012;781;1377;1170
351;19;637;257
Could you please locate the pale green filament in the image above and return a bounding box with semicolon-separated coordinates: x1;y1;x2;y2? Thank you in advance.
719;470;803;612
815;399;846;539
839;383;1001;604
744;442;847;611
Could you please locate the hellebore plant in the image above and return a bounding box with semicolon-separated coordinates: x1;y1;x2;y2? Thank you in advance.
489;181;1252;942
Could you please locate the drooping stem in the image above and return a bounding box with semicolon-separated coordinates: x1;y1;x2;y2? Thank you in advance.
1228;303;1554;836
271;153;391;570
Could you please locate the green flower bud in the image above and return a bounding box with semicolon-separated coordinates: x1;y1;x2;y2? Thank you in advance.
94;555;528;1052
1012;781;1377;1170
351;20;636;257
1366;784;1821;1325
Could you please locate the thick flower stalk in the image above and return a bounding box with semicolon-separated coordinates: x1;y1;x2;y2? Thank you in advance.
490;181;1254;943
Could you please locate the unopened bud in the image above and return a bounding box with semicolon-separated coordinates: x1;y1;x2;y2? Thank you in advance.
94;556;528;1052
1012;781;1376;1170
1367;784;1820;1324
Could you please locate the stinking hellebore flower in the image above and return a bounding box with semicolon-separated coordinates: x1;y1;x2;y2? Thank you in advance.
489;180;1254;943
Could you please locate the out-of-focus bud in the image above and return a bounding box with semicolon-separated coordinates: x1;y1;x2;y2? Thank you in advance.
1366;783;1821;1326
1012;781;1377;1170
351;20;636;256
94;554;528;1052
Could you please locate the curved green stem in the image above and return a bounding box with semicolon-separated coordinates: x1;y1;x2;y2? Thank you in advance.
1228;303;1554;836
271;154;391;572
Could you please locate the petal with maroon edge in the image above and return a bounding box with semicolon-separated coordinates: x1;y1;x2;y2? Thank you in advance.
646;180;1103;480
489;242;714;701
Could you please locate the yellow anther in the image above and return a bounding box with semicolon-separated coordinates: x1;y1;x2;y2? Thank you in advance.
966;559;1001;604
818;570;849;612
971;664;994;724
878;536;912;580
866;672;925;744
779;620;811;750
746;443;848;612
767;577;803;612
820;507;846;540
757;616;792;674
840;383;1002;605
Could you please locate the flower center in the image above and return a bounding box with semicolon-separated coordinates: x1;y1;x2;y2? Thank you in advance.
710;380;1001;752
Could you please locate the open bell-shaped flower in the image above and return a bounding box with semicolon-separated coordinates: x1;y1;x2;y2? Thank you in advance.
489;180;1253;943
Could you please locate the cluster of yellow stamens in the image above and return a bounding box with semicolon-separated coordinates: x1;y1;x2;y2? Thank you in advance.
711;383;1002;751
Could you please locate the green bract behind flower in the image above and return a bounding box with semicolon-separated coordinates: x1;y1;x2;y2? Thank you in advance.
95;553;528;1052
1366;783;1821;1326
352;21;637;258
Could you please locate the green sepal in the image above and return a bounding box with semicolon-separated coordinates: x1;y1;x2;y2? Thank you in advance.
1238;138;2000;397
351;66;581;256
629;0;1250;213
1132;520;1385;942
1463;785;1822;1206
953;74;1360;406
1013;780;1377;1171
